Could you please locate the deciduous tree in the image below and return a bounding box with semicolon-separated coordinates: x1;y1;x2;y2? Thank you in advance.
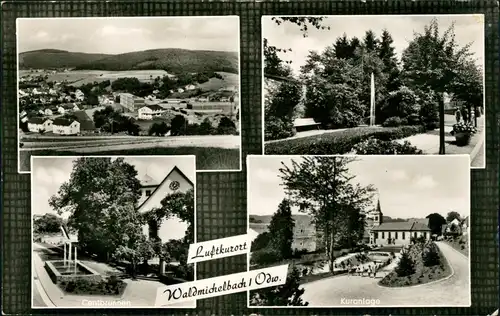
279;157;375;273
49;158;142;260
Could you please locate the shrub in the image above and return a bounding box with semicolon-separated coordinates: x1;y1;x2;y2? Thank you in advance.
265;117;296;141
419;94;439;131
251;232;271;252
199;118;214;135
380;86;419;123
251;248;282;266
406;113;421;125
395;252;416;277
217;117;237;135
416;235;426;244
170;115;187;136
382;117;403;127
422;244;441;267
265;125;425;155
148;122;169;136
352;138;423;155
59;277;127;295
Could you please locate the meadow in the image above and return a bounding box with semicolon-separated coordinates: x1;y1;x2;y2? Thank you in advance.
20;147;240;171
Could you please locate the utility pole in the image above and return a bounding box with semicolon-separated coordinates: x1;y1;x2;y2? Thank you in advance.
439;92;445;155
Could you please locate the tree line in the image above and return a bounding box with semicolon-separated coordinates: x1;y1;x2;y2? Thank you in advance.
264;18;483;140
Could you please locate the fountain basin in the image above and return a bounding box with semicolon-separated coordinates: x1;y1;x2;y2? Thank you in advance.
45;260;102;284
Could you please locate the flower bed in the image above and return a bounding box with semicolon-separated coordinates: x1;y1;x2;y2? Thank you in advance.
264;125;425;155
379;241;452;287
58;276;127;296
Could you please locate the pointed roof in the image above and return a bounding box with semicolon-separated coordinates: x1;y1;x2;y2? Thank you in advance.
136;166;194;213
372;221;431;232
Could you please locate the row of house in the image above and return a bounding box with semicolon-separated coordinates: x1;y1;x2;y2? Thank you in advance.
443;216;469;236
168;84;197;94
27;117;80;135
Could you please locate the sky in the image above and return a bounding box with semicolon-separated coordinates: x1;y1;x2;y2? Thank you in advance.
263;15;485;76
17;17;239;54
248;155;470;220
31;155;195;218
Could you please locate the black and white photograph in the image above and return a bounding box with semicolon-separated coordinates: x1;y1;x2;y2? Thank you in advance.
247;155;471;307
262;15;485;168
18;17;241;173
31;155;196;308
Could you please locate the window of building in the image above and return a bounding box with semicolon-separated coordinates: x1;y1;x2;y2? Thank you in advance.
402;232;405;240
374;232;378;239
395;232;398;239
146;190;152;197
382;232;385;239
414;232;417;238
388;232;391;239
300;229;304;233
374;216;378;221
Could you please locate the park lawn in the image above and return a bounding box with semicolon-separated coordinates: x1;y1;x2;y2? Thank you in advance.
264;125;425;155
20;147;240;172
379;242;452;287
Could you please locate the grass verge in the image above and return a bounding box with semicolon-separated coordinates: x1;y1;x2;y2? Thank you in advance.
20;147;240;172
264;125;425;155
443;234;469;257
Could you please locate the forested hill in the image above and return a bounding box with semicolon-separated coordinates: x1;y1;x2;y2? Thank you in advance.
19;49;112;70
19;48;239;74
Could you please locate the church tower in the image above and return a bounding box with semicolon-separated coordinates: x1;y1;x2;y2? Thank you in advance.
365;190;383;244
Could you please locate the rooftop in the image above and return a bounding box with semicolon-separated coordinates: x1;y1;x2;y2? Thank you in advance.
53;118;76;126
28;117;51;124
372;221;431;232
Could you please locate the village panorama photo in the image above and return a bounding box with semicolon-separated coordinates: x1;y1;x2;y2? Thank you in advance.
262;15;485;168
247;154;471;308
17;16;241;173
31;155;196;308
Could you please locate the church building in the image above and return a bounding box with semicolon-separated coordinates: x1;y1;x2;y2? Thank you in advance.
365;191;431;246
136;166;194;272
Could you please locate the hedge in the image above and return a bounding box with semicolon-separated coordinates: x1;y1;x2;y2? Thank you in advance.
264;125;426;155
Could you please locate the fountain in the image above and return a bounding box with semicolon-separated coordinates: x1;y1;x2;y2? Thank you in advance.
44;226;101;283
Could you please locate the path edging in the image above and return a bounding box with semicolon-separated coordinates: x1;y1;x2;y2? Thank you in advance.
469;130;485;167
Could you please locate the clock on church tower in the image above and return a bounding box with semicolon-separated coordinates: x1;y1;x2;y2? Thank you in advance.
169;180;180;191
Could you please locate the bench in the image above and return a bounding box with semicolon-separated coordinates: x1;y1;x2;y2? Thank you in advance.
293;118;321;133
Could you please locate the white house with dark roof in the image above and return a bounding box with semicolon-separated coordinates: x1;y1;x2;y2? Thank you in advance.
138;104;166;120
52;118;80;135
27;117;53;132
136;166;194;274
371;221;431;246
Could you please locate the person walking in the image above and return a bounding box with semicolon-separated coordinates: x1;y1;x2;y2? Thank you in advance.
462;108;469;123
455;107;462;123
470;108;475;126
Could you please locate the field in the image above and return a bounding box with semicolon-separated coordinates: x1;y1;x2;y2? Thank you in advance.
20;146;239;171
198;72;239;91
20;70;174;86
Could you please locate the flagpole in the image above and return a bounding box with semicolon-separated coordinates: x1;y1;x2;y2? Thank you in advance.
370;73;375;126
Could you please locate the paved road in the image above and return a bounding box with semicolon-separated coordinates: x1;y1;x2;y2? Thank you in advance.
471;142;485;168
300;242;469;307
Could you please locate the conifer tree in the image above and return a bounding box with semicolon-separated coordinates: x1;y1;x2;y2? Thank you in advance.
268;198;295;259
